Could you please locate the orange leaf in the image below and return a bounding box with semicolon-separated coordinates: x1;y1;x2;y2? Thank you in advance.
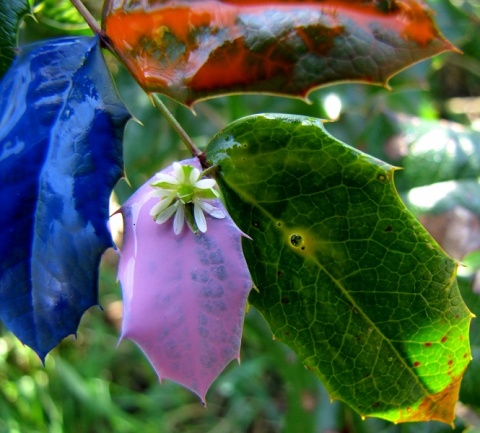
103;0;455;105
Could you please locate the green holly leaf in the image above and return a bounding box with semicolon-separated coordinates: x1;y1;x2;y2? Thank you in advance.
458;277;480;412
0;0;30;77
205;114;472;424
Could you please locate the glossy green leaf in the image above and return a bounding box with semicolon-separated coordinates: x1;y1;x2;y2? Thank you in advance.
458;277;480;412
404;179;480;216
205;114;472;424
32;0;92;34
0;0;30;77
382;115;480;217
392;116;480;190
102;0;455;106
461;251;480;275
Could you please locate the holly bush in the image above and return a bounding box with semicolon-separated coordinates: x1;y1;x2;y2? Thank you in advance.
1;1;480;432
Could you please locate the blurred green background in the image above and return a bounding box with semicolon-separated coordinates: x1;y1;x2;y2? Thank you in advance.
2;0;480;431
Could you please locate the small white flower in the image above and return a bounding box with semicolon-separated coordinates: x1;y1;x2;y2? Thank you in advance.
150;163;225;235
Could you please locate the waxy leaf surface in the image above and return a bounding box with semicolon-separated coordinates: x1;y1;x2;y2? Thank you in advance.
33;0;92;36
103;0;454;106
118;158;252;402
0;0;30;77
0;36;130;359
458;278;480;411
387;115;480;190
205;114;472;424
383;115;480;216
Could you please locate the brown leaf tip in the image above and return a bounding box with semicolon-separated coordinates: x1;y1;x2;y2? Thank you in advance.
397;372;465;426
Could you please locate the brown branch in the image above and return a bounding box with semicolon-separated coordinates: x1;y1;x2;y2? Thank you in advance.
70;0;102;36
151;94;209;168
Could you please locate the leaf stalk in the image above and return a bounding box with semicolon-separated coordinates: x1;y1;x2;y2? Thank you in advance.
70;0;102;36
150;94;209;168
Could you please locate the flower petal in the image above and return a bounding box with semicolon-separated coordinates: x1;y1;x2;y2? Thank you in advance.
189;167;201;185
194;179;216;189
153;173;179;185
197;188;219;200
150;196;175;217
196;200;226;219
151;189;175;198
155;202;178;224
173;204;185;235
194;203;207;233
173;162;185;183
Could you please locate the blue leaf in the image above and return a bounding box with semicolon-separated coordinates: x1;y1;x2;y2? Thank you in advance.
0;36;130;360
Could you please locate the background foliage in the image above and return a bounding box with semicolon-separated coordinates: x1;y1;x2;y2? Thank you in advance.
1;0;479;432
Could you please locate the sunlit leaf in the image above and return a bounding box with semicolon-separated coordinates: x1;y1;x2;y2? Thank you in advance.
33;0;92;35
103;0;455;106
388;115;480;190
0;36;130;360
205;114;472;424
0;0;30;77
118;158;252;402
382;115;480;219
458;278;480;412
404;180;480;217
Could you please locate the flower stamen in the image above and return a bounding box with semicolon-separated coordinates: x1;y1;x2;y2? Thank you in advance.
150;163;225;234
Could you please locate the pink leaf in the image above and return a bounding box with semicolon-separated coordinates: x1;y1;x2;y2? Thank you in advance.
118;158;252;402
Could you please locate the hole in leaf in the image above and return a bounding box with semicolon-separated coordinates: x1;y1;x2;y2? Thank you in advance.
290;234;305;249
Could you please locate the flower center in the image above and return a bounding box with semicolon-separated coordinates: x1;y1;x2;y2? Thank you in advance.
150;161;225;235
177;184;195;204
